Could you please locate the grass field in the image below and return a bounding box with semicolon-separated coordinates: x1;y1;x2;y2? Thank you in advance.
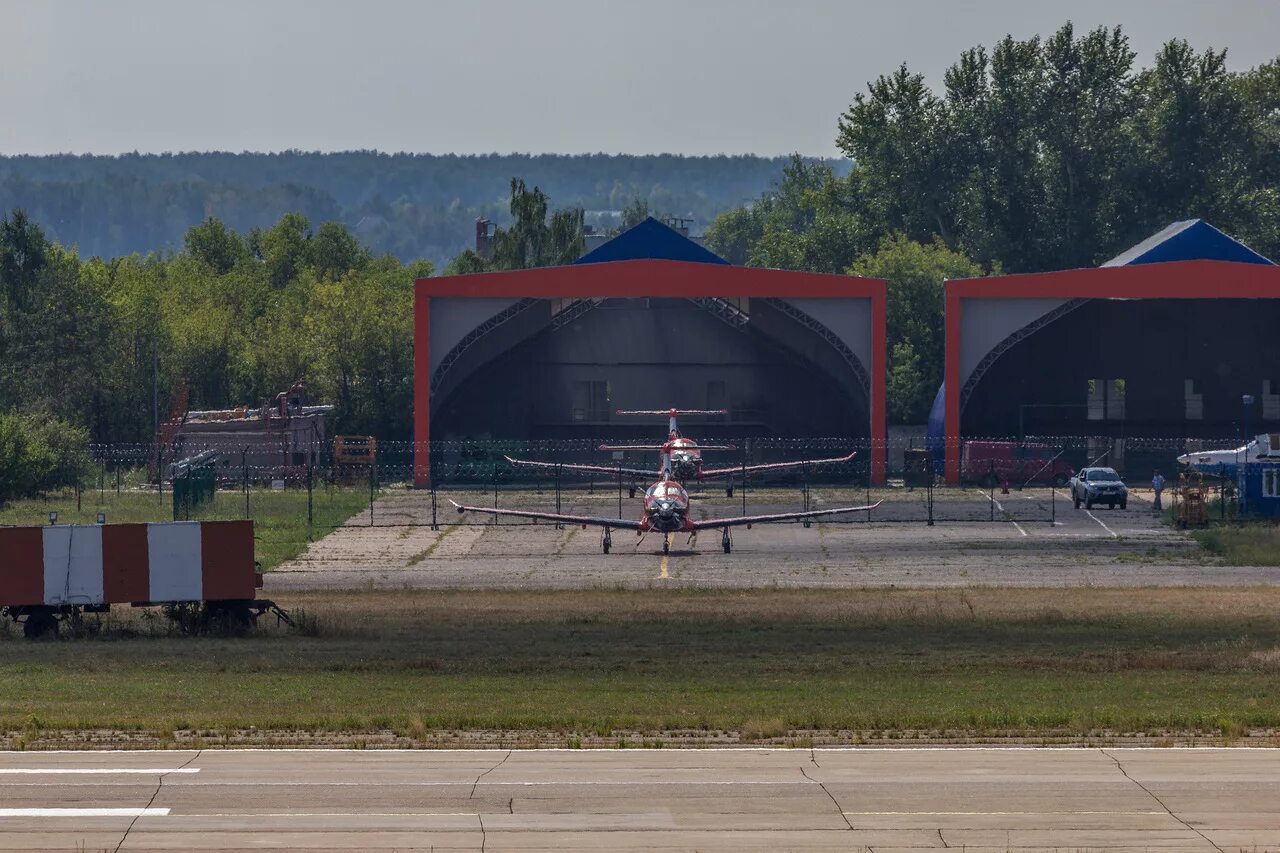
0;486;371;570
3;587;1279;746
1193;523;1280;566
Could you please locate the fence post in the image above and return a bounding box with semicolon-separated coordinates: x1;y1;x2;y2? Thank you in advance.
115;462;121;496
306;460;313;536
369;462;375;526
989;461;996;521
617;463;623;519
740;443;747;516
431;481;438;531
555;462;563;530
1051;481;1056;526
927;466;934;526
242;447;249;520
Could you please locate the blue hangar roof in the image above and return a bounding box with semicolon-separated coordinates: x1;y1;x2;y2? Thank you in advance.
575;216;729;266
1102;219;1275;267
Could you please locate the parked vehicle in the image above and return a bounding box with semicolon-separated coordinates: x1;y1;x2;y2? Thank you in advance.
1069;467;1129;510
961;441;1073;487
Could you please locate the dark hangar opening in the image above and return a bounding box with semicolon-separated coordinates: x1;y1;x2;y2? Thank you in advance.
432;296;869;442
964;297;1280;440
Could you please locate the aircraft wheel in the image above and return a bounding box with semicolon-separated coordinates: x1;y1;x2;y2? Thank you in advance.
628;487;636;499
662;537;670;555
726;486;734;498
602;540;611;554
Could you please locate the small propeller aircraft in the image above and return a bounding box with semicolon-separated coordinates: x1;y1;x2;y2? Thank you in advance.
451;441;879;555
503;408;857;496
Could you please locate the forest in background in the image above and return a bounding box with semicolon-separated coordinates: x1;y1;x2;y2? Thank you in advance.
0;152;831;270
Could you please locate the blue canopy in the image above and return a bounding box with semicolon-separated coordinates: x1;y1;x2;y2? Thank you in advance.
1103;219;1275;267
575;216;729;266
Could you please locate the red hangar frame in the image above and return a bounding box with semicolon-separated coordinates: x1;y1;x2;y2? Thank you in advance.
414;259;887;487
943;259;1280;484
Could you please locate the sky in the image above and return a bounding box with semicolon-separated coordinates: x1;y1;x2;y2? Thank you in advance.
2;0;1278;157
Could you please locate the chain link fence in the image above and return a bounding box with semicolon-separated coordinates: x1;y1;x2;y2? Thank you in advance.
0;434;1249;542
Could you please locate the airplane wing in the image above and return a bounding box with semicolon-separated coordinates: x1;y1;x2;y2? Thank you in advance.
694;500;881;530
700;451;857;478
504;455;653;479
596;444;737;452
449;499;645;530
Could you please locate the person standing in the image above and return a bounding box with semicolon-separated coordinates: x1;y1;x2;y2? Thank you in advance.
1152;469;1166;512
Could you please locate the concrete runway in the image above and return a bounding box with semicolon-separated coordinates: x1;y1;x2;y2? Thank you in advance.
3;748;1279;851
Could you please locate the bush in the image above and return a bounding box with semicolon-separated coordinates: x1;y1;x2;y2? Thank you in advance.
0;412;90;503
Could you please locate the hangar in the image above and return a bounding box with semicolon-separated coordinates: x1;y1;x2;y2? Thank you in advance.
941;220;1280;483
413;218;887;487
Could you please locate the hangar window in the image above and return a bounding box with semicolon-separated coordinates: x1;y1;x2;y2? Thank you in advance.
1185;379;1204;420
571;381;610;422
1087;379;1126;421
1263;380;1280;421
1264;469;1280;499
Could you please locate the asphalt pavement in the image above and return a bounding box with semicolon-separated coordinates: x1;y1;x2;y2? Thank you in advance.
2;747;1278;850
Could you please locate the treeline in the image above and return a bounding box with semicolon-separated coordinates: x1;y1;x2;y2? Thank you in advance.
0;209;429;471
706;25;1280;422
0;152;827;270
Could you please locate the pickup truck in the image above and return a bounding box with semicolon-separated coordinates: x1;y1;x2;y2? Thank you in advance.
1069;467;1128;510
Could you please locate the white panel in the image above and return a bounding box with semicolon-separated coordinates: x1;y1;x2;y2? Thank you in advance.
41;526;104;605
428;297;522;376
147;522;203;602
779;298;873;376
960;298;1069;388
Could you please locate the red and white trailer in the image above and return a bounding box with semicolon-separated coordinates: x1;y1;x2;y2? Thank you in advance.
0;520;284;638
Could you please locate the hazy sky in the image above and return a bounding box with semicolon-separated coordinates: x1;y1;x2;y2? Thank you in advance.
2;0;1278;157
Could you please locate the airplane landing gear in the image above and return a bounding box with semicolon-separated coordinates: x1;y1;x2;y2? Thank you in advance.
725;485;734;498
601;527;612;554
662;534;670;555
721;528;732;554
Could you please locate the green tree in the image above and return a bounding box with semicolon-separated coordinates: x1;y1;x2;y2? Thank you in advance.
487;179;584;270
184;217;248;274
848;235;986;423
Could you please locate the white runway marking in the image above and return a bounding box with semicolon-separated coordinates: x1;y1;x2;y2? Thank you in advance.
0;808;171;817
0;763;199;768
969;489;1027;536
1084;509;1119;538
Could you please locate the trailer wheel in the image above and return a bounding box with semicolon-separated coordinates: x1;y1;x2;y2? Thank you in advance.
23;609;58;640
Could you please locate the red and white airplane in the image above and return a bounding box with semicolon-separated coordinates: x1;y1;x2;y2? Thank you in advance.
504;408;857;496
452;441;879;555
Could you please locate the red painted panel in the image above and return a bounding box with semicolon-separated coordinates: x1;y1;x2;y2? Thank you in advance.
199;520;257;601
0;527;44;606
413;296;431;487
101;524;150;603
945;288;962;484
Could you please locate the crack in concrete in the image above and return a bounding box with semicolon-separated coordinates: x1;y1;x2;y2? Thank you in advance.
478;812;487;852
113;749;202;853
1101;748;1223;852
937;826;950;847
801;766;853;831
470;749;511;799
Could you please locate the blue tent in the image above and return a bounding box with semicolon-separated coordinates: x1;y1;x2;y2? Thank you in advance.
1102;219;1274;267
575;216;729;266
